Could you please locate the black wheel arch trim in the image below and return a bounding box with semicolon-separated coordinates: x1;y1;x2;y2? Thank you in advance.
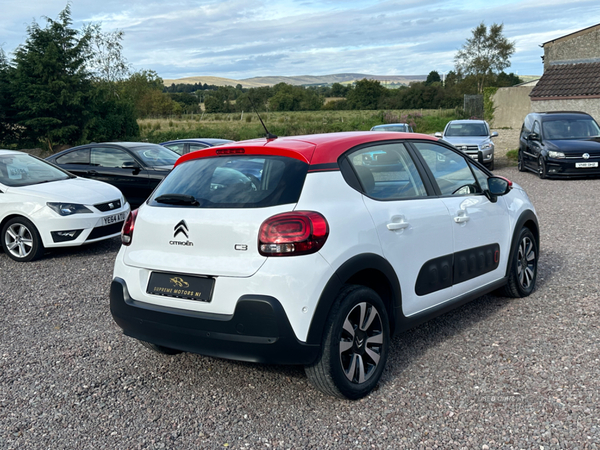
506;210;539;279
306;253;402;344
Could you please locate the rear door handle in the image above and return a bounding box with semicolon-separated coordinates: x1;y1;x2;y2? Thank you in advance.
387;215;410;231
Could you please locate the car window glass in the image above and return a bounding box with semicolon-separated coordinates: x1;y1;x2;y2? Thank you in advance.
91;147;135;168
132;145;179;167
189;144;209;152
469;162;489;191
543;118;600;139
414;142;482;196
0;153;69;187
445;123;487;136
346;142;426;199
532;121;540;135
55;148;90;165
149;156;306;208
163;143;185;155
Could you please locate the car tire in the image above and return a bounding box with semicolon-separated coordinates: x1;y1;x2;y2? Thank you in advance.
487;160;494;171
538;156;547;179
305;285;390;400
503;227;538;298
140;340;183;355
517;151;526;172
1;217;45;262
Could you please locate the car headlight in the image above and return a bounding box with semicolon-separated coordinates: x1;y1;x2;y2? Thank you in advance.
548;151;565;159
47;202;93;216
480;143;494;151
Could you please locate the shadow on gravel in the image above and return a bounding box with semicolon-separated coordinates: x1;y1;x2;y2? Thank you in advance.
381;291;516;388
535;248;564;291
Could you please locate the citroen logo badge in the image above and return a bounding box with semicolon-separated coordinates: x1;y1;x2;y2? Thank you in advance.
583;153;590;160
174;220;189;239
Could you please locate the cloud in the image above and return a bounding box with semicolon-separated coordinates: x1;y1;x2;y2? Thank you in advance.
1;0;599;79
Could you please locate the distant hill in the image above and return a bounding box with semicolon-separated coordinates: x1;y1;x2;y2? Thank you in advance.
162;73;428;88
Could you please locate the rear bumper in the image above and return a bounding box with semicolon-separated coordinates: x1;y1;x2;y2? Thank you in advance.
110;277;320;365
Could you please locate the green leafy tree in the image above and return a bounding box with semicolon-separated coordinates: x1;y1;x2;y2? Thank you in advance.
346;79;385;110
454;22;515;94
425;71;442;85
117;69;174;117
0;48;18;143
85;25;131;83
329;82;350;97
10;6;94;151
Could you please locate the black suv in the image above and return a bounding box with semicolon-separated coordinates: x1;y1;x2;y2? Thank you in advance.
518;111;600;178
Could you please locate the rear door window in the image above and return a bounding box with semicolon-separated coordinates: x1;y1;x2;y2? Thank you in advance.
149;156;308;208
345;142;427;200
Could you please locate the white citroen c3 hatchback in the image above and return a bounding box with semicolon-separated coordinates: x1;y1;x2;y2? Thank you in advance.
110;131;539;399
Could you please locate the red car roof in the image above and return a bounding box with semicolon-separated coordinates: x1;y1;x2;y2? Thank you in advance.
174;131;438;168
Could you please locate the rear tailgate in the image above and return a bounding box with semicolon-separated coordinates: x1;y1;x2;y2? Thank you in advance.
123;204;294;277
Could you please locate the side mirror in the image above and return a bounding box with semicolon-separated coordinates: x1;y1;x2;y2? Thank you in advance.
491;131;499;138
527;132;540;141
122;161;140;169
485;176;512;203
434;132;443;138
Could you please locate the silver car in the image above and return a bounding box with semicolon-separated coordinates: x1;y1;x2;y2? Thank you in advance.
435;120;498;170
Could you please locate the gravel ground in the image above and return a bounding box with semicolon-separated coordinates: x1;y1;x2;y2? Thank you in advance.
2;153;600;449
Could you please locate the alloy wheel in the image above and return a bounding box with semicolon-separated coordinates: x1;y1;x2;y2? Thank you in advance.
517;235;536;290
339;301;384;384
5;223;34;259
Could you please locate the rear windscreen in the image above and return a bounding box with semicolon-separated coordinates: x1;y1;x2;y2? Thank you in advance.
148;155;308;208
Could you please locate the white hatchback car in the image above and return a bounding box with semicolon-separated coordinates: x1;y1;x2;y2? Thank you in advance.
0;150;130;262
110;132;539;399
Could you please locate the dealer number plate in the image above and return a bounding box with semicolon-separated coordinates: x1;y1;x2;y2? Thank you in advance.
147;272;215;302
103;212;126;225
576;162;598;168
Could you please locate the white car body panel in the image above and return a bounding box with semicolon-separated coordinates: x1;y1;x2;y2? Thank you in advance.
1;176;129;248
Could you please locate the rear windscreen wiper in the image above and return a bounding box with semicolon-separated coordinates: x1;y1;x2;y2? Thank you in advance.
154;194;200;206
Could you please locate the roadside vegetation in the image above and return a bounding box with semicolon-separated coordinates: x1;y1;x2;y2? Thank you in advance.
138;109;458;143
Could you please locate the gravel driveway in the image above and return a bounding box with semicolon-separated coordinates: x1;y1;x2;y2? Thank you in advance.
2;163;599;449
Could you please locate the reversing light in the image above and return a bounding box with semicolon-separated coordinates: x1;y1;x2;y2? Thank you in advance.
258;211;329;256
121;209;138;246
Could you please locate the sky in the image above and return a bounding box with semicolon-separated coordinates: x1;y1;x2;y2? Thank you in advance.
1;0;599;81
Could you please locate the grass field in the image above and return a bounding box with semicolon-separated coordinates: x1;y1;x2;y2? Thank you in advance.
138;109;459;143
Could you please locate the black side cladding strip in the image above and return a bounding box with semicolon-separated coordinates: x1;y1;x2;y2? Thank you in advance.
415;243;500;296
308;163;339;173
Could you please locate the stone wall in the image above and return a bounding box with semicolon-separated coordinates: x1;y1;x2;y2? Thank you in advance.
531;99;600;124
544;25;600;70
489;85;535;129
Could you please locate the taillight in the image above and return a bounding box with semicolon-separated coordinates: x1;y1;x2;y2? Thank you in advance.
258;211;329;256
121;209;138;246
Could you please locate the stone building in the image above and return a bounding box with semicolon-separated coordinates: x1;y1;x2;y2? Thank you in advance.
491;23;600;128
529;23;600;123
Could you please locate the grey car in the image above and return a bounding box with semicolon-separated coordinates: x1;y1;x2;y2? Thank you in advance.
435;120;498;170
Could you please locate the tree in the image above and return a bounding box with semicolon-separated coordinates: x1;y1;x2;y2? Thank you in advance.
346;79;385;110
454;22;515;94
86;24;131;83
0;48;18;143
425;71;442;85
11;5;94;151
